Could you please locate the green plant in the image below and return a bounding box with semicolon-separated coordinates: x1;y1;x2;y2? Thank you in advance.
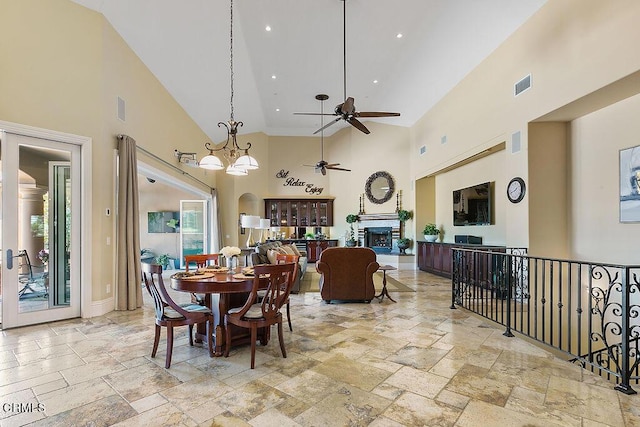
345;214;358;224
155;253;170;267
345;213;358;243
423;223;439;235
397;209;412;222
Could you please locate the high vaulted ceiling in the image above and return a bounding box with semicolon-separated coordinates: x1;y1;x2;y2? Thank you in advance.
70;0;546;140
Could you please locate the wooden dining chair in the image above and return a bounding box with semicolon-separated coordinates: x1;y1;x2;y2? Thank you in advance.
141;263;214;368
184;253;220;304
274;253;299;332
224;262;297;369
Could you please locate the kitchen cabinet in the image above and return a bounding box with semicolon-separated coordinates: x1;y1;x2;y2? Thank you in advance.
265;199;334;227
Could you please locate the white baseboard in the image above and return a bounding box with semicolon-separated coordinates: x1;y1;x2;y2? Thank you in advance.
89;296;115;317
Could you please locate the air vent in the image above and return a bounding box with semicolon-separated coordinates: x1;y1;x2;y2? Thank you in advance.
441;135;447;145
419;145;426;156
514;74;531;97
512;131;521;153
117;96;126;121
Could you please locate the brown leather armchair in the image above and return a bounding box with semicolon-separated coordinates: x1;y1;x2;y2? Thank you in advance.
316;247;379;303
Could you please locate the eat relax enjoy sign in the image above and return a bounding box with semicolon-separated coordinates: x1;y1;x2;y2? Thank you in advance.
275;169;323;195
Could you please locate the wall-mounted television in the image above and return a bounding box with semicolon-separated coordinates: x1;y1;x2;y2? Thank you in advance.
147;211;180;233
453;182;492;226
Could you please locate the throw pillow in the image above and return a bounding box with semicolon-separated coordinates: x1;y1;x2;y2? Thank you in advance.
287;244;302;257
281;245;296;255
266;249;279;265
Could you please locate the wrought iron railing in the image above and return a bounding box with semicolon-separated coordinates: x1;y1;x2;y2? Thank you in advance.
450;247;639;395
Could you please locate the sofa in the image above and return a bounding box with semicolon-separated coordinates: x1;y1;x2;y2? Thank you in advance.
316;247;379;303
251;241;307;293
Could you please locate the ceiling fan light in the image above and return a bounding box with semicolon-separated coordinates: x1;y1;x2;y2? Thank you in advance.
199;154;224;170
234;152;259;170
226;164;248;176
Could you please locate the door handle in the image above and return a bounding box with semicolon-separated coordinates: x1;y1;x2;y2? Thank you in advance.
6;249;13;269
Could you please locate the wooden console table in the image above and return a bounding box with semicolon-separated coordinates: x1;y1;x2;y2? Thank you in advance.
417;241;505;278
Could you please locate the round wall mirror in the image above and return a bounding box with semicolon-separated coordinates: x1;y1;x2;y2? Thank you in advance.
365;171;395;204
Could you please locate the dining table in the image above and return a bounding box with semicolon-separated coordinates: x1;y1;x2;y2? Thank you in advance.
170;267;267;356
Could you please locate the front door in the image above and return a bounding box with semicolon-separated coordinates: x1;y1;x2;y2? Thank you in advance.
1;132;81;328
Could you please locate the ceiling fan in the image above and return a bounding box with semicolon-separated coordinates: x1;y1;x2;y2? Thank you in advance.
303;94;351;175
295;0;400;135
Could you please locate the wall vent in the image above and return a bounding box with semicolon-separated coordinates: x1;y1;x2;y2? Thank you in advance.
441;135;447;145
514;74;531;97
419;145;426;156
117;96;126;121
512;131;521;153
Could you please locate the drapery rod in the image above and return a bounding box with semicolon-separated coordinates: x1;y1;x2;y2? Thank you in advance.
117;134;213;192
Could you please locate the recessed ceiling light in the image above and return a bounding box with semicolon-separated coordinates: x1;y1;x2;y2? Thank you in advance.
265;25;272;32
271;75;276;79
396;33;403;38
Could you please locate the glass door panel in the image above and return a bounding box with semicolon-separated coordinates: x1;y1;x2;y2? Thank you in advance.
1;132;81;328
180;200;207;267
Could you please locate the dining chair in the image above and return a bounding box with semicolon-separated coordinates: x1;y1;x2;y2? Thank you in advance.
224;262;297;369
274;253;299;332
141;263;214;368
184;253;220;305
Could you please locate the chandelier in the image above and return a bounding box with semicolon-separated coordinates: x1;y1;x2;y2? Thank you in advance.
199;0;258;176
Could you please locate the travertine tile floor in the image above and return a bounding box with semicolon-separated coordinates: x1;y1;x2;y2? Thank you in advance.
1;270;638;426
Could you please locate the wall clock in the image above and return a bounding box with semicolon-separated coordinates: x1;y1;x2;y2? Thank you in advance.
507;177;526;203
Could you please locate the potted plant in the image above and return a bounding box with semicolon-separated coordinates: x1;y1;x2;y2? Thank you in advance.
345;214;358;246
397;209;412;223
155;253;171;269
397;237;411;254
423;223;439;242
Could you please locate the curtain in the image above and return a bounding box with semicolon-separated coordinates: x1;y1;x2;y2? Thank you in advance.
212;188;223;253
116;134;142;310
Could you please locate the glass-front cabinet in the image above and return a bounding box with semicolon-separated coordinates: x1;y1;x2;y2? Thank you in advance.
180;200;207;267
264;199;333;227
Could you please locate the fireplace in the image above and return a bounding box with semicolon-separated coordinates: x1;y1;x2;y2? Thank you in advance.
364;227;392;254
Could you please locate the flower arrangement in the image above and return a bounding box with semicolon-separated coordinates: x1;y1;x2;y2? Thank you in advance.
38;249;49;264
220;246;241;258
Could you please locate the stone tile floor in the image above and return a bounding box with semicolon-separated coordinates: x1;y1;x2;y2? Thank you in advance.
1;270;638;426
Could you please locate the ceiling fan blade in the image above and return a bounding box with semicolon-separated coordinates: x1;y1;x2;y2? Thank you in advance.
347;117;370;134
356;111;401;118
313;117;341;135
326;166;351;172
341;97;355;115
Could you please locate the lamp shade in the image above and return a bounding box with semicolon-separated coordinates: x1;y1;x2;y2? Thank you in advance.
226;164;248;176
241;215;260;228
234;153;259;170
259;218;271;229
199;154;224;170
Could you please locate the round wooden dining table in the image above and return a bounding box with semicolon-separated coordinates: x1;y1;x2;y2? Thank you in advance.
170;269;267;356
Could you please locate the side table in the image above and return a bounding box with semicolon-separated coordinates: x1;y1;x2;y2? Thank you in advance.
375;265;397;303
